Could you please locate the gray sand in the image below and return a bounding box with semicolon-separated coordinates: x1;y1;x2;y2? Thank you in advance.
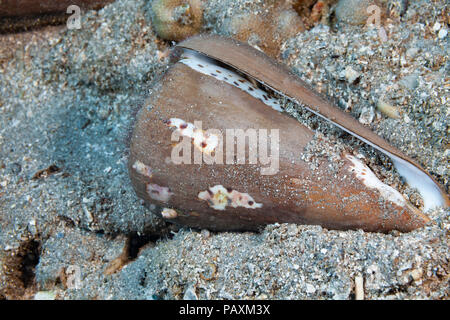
0;0;448;299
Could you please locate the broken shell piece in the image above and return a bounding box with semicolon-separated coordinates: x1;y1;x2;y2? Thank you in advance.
344;66;360;84
358;106;375;125
128;35;448;232
346;155;405;207
376;99;400;119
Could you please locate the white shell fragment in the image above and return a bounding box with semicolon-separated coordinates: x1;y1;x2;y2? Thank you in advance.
346;155;405;207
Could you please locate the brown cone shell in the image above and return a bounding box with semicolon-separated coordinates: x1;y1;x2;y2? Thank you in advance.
129;59;430;233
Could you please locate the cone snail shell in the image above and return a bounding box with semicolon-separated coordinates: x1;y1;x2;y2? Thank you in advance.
129;35;449;233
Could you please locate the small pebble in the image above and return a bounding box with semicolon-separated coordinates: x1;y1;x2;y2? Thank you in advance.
359;106;375;124
98;107;110;120
344;66;360;84
438;28;447;39
201;229;210;238
4;244;15;251
403;114;411;123
409;268;423;281
183;285;198;300
355;275;364;300
28;219;38;236
34;291;56;300
305;283;316;294
432;22;441;32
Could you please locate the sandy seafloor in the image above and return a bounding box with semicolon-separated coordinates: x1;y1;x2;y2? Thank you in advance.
0;0;448;299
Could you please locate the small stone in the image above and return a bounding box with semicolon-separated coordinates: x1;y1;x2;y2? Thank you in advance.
4;244;15;251
286;224;298;236
355;275;364;300
98;107;110;120
82;205;94;223
82;197;92;204
344;66;360;84
438;28;447;39
201;229;210;238
183;285;198;300
403;114;411;123
432;120;445;131
409;268;423;282
305;283;316;294
432;22;441;32
28;219;38;236
405;8;416;20
34;291;56;300
359;106;375;125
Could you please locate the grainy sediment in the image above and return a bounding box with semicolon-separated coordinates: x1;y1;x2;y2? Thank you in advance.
0;0;448;299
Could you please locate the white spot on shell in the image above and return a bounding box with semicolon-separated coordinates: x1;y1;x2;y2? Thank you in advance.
166;118;219;154
198;185;262;210
146;183;173;203
161;208;178;219
180;49;283;112
346;155;405;207
132;160;153;178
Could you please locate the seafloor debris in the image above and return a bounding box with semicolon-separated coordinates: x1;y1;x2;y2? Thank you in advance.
149;0;204;41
